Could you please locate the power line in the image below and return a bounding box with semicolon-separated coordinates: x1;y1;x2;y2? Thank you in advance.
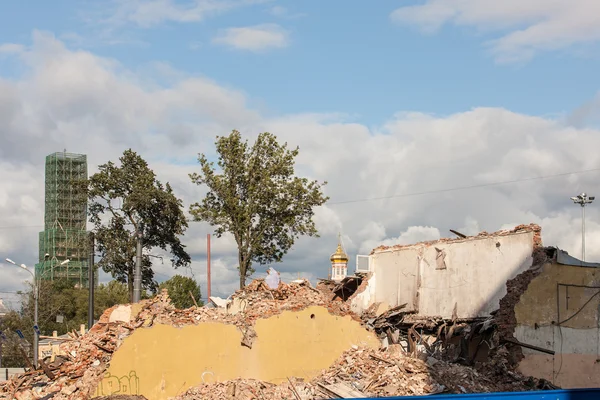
0;168;598;231
328;167;600;205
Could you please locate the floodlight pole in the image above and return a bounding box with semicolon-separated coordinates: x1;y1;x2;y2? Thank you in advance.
571;193;595;262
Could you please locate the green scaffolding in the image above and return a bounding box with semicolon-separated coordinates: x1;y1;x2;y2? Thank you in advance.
35;152;94;287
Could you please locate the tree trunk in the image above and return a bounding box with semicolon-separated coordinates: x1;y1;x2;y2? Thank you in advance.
127;265;134;303
238;251;246;289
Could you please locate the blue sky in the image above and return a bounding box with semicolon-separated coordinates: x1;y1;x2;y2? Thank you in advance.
1;0;600;298
1;0;599;126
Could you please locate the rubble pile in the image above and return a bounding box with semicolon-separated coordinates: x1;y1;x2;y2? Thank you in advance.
0;280;353;400
228;279;353;320
1;277;556;400
175;345;551;399
0;318;125;399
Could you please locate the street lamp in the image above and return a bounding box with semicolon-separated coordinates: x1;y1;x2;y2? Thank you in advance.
5;258;38;369
570;193;595;262
4;258;69;369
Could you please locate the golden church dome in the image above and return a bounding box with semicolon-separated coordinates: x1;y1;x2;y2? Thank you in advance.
330;243;348;262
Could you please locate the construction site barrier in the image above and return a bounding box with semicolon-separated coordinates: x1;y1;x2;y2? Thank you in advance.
367;388;600;399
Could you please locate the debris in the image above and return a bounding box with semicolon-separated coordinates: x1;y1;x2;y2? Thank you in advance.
188;291;199;307
265;267;280;289
174;345;552;399
449;229;467;238
0;276;558;400
208;296;229;308
320;382;366;398
0;282;353;400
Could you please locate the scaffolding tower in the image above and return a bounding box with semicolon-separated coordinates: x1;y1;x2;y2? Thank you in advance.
35;152;93;287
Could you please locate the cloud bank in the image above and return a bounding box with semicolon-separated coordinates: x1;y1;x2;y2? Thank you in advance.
0;31;599;301
390;0;600;63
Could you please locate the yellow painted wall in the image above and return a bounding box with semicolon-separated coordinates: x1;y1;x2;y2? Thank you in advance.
514;262;600;329
94;306;380;400
514;262;600;388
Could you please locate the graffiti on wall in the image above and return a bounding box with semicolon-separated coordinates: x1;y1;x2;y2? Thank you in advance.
94;371;140;396
40;349;53;358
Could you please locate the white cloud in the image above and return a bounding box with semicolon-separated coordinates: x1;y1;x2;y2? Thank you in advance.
0;43;25;55
212;24;289;52
102;0;271;27
269;6;288;17
267;5;306;19
1;31;600;302
390;0;600;63
359;226;441;255
568;92;600;128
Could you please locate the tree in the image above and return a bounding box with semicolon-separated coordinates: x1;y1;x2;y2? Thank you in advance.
189;130;328;289
158;275;203;309
2;279;132;368
94;280;131;312
86;149;191;301
19;280;131;339
0;310;29;368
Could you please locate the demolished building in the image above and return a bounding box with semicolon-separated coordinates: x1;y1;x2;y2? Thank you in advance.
321;223;600;389
2;222;595;399
0;276;552;399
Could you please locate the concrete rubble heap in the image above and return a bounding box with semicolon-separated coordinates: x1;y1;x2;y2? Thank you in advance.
1;275;554;399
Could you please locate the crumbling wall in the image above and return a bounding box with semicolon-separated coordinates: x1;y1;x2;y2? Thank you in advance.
353;227;537;319
347;272;377;314
94;306;380;400
513;261;600;388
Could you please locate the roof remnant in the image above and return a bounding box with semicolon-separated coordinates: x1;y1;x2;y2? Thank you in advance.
554;247;600;268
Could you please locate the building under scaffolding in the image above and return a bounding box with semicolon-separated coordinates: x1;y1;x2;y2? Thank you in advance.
35;152;93;287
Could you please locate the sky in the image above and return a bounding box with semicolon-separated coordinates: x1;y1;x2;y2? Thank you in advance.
1;0;600;306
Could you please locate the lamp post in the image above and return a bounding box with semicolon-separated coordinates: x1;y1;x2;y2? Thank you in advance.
5;258;38;369
4;258;69;369
570;192;595;262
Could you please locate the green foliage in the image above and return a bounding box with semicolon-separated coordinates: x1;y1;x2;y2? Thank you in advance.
19;280;130;336
94;280;131;310
4;279;131;367
189;130;328;289
86;149;191;301
0;310;28;367
158;275;203;309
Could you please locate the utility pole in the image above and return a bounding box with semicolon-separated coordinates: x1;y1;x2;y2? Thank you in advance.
88;232;95;330
133;223;144;302
571;192;595;262
207;234;211;299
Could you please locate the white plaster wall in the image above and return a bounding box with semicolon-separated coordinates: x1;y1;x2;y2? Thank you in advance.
353;231;535;318
372;249;419;312
419;232;535;318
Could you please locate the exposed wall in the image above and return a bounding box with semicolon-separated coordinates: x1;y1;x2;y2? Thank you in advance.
93;306;380;400
514;262;600;388
352;231;535;318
